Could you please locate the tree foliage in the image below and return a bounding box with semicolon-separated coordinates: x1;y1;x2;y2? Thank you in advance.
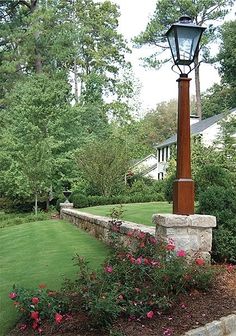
75;138;130;197
201;20;236;118
217;20;236;88
0;0;136;209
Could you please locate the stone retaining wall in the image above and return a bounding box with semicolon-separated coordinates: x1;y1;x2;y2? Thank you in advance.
61;208;216;262
182;312;236;336
60;208;155;246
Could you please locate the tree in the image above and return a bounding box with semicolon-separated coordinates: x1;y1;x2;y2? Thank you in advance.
201;83;235;118
141;100;177;145
201;20;236;118
75;138;130;196
0;0;134;121
0;73;75;212
217;20;236;88
133;0;234;119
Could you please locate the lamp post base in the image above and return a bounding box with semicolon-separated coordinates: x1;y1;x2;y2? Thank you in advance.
173;179;194;215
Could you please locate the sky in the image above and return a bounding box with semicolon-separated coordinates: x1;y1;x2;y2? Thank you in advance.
110;0;236;113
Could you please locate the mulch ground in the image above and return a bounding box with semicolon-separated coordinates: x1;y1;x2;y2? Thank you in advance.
8;267;236;336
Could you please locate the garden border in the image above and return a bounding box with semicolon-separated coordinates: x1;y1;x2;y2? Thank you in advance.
182;312;236;336
60;208;236;336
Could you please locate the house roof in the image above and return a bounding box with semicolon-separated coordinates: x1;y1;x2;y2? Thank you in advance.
131;154;156;168
156;113;225;149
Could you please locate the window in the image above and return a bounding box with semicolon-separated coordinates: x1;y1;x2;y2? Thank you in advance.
158;149;161;162
158;172;164;180
166;146;169;161
162;147;165;161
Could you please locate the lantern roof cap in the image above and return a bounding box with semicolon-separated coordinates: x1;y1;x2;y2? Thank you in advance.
166;15;206;33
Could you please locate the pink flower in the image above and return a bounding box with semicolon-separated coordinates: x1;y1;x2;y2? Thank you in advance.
55;312;63;324
143;258;150;265
9;292;17;299
31;311;39;320
32;321;38;330
135;256;142;265
166;243;175;251
38;327;43;333
127;230;134;237
112;225;120;232
129;255;136;264
118;294;124;300
177;249;186;257
19;324;27;331
195;257;205;266
150;260;160;267
163;328;173;336
134;287;141;293
104;265;113;273
146;310;154;319
32;297;39;305
139;231;146;239
149;237;157;245
139;242;145;248
226;264;235;272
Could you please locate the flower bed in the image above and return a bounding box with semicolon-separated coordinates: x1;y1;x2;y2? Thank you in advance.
8;219;224;335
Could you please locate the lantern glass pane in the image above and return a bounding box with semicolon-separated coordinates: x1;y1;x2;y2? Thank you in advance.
167;28;177;59
176;26;202;64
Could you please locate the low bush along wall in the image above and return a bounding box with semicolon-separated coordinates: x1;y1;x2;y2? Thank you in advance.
60;208;155;247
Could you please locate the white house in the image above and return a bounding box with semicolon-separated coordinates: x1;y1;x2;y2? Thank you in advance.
129;154;158;180
131;107;236;180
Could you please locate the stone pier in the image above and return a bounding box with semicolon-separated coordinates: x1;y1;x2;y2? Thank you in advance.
153;214;216;261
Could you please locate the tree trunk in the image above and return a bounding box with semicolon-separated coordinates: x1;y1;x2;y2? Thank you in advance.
35;192;38;216
73;59;79;103
29;1;42;73
194;55;202;120
35;48;42;73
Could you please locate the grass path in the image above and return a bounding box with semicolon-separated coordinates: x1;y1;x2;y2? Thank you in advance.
81;202;172;226
0;219;109;336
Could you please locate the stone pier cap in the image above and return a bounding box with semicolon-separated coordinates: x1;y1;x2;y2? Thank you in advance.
153;214;217;228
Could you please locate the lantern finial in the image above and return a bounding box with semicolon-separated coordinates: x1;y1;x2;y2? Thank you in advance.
179;15;192;24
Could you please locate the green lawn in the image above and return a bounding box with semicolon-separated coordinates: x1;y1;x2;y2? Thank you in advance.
0;218;109;336
81;202;172;226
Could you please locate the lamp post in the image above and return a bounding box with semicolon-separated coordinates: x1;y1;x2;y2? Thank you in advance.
166;16;206;215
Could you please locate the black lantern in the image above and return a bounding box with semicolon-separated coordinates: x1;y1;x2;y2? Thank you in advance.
166;15;206;67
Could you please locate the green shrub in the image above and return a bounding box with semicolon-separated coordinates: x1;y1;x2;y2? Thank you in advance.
55;196;65;212
70;193;89;208
198;185;236;223
150;180;166;194
70;193;165;209
0;211;50;229
212;226;236;263
163;174;175;203
198;183;236;263
195;164;232;199
127;180;150;195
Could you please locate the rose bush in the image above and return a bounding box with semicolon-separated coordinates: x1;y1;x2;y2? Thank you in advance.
9;284;69;333
62;221;215;328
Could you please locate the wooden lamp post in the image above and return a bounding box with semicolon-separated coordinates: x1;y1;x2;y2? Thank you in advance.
166;16;206;215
